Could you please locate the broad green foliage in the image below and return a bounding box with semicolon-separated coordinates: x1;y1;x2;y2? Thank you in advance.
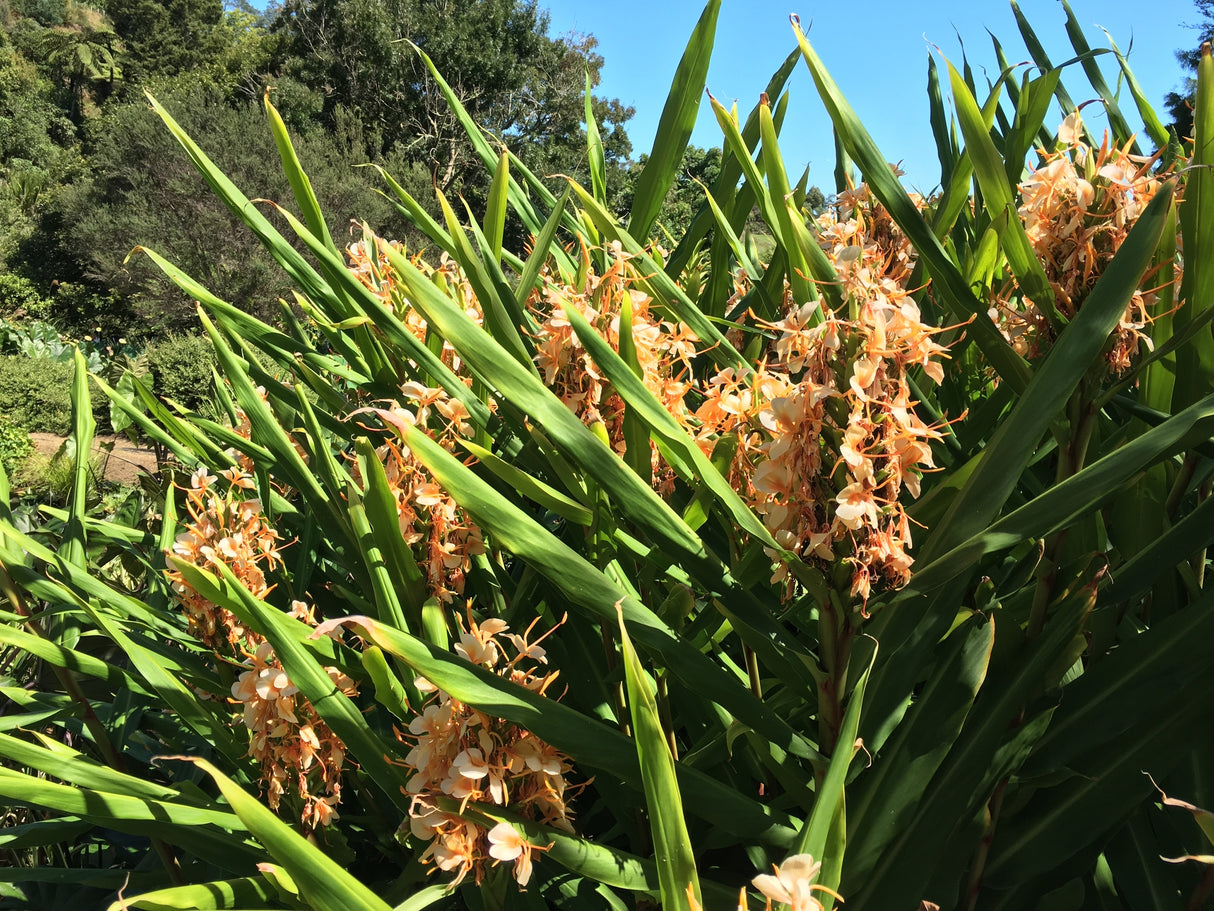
1;4;1214;911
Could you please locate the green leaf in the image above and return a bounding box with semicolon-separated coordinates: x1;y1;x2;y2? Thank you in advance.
983;684;1211;887
105;876;275;911
0;731;185;803
617;604;700;909
516;186;571;308
374;164;458;260
926;55;956;185
1103;810;1187;911
1058;0;1136;149
377;243;712;563
0;765;247;837
434;189;536;372
1003;69;1063;187
1010;1;1080;130
264;92;335;255
1097;26;1170;151
918;181;1175;566
585;71;607;208
666;47;799;299
757;98;815;306
145;93;361;327
946;58;1061;329
628;0;720;242
914;384;1214;594
485;148;509;265
1021;587;1214;781
349;437;425;630
90;369;206;467
183;758;394;911
459;438;592;526
1176;43;1214;411
61;348;96;572
846;616;993;882
0;621;147;696
791;18;1032;392
75;600;248;765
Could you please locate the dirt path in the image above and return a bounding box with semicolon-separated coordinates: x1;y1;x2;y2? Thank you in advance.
28;433;161;486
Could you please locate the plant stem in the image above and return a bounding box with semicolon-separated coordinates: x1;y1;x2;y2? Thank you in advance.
1028;386;1094;638
962;778;1007;911
655;671;679;760
1165;452;1199;519
1195;481;1211;589
744;644;762;701
817;590;854;758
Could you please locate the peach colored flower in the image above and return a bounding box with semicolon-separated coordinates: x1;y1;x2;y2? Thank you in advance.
752;854;841;911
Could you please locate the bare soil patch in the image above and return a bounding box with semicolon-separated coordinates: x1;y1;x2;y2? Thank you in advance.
28;433;160;486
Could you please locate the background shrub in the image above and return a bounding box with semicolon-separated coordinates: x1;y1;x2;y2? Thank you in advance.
0;354;72;432
0;411;31;475
143;332;216;413
0;354;106;432
0;271;51;319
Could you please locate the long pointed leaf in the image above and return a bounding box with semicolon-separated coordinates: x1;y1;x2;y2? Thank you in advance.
618;606;700;910
627;0;720;242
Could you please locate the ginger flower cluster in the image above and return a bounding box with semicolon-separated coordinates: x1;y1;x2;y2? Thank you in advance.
348;237;492;604
992;112;1173;372
401;613;575;889
169;465;281;650
348;220;948;610
169;466;357;832
530;242;700;490
351;381;484;606
230;619;357;830
691;185;949;606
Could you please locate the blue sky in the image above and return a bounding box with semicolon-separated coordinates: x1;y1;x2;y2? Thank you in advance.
540;0;1198;191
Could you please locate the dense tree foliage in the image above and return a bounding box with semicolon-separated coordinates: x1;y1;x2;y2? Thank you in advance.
0;0;652;338
269;0;633;196
0;0;823;340
56;76;417;332
104;0;224;84
1165;0;1214;138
